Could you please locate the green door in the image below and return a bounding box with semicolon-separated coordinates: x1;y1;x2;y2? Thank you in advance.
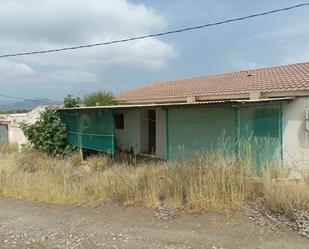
252;107;281;166
238;105;282;167
0;124;8;144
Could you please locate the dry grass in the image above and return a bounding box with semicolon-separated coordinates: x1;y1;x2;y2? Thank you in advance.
260;165;309;216
0;144;308;214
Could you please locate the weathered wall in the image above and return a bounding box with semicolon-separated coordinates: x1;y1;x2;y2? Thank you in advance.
9;122;28;145
3;113;28;145
114;107;167;159
114;109;141;153
0;107;45;145
282;97;309;169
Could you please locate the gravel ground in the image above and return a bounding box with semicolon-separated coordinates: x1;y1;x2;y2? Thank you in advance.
0;197;308;249
243;199;309;239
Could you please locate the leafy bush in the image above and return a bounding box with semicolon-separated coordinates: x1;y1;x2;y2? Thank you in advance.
83;91;116;106
22;108;76;156
64;95;81;108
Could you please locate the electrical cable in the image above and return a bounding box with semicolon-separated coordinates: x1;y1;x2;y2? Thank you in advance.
0;94;55;106
0;2;308;58
0;94;38;102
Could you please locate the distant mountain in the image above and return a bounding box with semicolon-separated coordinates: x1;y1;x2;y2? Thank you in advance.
0;98;61;111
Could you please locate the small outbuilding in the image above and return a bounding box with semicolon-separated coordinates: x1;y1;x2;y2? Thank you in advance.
0;106;46;145
60;62;309;169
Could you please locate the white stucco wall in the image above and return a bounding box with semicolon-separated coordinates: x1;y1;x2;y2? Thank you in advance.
9;123;28;145
114;109;141;153
282;97;309;169
114;107;167;159
0;106;46;145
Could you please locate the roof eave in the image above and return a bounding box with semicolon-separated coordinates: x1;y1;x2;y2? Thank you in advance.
116;90;309;104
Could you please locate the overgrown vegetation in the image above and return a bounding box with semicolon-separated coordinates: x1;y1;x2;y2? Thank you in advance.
0;146;251;209
0;144;308;217
63;95;82;108
259;166;309;215
21;108;76;156
83;91;116;106
63;91;116;108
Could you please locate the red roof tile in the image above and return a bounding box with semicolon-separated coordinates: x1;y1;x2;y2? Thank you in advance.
116;62;309;103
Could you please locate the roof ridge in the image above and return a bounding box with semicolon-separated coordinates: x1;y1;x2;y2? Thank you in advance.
118;61;309;94
116;61;309;102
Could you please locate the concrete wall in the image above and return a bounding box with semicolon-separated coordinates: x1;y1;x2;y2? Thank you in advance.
282;97;309;169
9;121;28;145
0;106;45;145
114;107;167;159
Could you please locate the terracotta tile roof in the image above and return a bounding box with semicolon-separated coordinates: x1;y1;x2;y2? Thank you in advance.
116;62;309;103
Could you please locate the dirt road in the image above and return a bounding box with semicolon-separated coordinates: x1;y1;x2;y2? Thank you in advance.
0;197;307;249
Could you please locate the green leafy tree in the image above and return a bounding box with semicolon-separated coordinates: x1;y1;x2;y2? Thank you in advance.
83;91;116;106
22;108;76;156
64;95;81;108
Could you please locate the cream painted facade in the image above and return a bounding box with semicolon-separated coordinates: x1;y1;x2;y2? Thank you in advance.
114;107;166;159
282;97;309;169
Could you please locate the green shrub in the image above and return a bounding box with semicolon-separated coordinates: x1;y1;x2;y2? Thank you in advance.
22;107;76;156
64;95;81;108
83;91;116;106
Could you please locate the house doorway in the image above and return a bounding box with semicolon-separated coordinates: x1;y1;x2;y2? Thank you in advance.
148;110;156;154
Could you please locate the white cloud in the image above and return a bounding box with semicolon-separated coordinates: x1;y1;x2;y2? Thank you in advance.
0;60;35;78
50;70;99;84
0;0;175;70
19;37;176;70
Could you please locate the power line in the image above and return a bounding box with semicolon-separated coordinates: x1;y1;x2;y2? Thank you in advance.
0;2;309;58
0;94;52;105
0;94;37;102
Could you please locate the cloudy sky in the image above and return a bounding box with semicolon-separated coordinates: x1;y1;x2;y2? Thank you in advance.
1;0;309;102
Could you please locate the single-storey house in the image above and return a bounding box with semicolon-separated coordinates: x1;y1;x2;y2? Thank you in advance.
0;106;45;145
60;62;309;168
